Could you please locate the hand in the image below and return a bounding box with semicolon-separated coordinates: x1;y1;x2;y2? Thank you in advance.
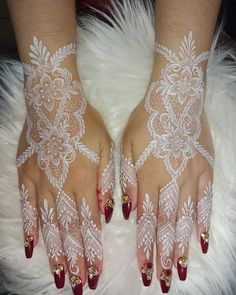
121;32;214;292
16;37;115;293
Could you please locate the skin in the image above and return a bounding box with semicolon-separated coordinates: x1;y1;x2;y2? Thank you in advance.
121;0;221;285
7;0;113;289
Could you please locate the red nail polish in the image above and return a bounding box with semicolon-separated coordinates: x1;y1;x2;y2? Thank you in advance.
201;232;209;254
177;257;188;281
121;195;131;220
160;269;172;293
24;236;34;259
105;199;115;223
70;275;83;295
88;266;99;290
141;262;153;286
53;264;65;289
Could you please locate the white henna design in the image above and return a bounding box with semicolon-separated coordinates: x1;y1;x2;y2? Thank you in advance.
16;37;99;189
175;196;194;255
120;154;137;191
101;144;115;196
20;184;37;236
80;198;102;264
157;181;179;269
197;180;213;231
56;190;84;275
137;193;157;260
40;199;64;261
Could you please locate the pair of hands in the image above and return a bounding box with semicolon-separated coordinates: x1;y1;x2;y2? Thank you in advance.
17;33;214;294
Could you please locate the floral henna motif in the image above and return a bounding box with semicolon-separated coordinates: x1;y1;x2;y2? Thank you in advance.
136;32;214;174
120;154;137;192
40;199;64;261
20;184;37;236
157;181;179;269
80;198;102;265
16;37;99;189
137;194;157;260
175;196;194;255
56;191;84;275
197;180;213;231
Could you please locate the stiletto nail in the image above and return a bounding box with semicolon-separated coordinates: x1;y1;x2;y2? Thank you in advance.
53;264;65;289
88;266;99;290
105;198;115;223
24;236;34;259
70;275;82;295
121;195;131;220
160;269;172;293
201;232;209;254
177;257;188;281
141;262;153;286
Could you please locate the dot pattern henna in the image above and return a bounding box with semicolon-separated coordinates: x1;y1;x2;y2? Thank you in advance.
16;37;100;189
197;180;213;231
137;194;157;260
120;154;137;191
157;181;179;269
55;191;84;275
175;196;194;255
20;184;37;236
40;199;64;261
80;198;103;265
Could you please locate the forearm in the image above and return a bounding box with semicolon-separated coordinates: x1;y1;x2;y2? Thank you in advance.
7;0;78;71
153;0;221;79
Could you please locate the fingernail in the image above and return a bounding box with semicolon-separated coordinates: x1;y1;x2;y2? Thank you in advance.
121;195;132;220
105;198;115;223
177;257;188;281
201;232;209;254
160;269;172;293
70;275;83;295
141;262;153;286
53;264;65;289
88;266;99;290
24;236;34;259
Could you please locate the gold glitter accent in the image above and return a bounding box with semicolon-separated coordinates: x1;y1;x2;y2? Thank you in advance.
121;195;130;204
142;264;153;280
177;257;188;268
24;236;33;247
160;270;172;287
53;264;64;275
88;266;99;279
106;198;115;209
70;275;82;288
201;232;209;243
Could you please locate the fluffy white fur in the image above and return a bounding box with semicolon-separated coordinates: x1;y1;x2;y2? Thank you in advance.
0;1;236;294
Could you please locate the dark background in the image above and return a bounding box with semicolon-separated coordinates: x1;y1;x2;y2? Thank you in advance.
0;0;236;57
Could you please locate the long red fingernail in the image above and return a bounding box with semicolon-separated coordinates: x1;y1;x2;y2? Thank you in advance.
177;257;188;281
24;236;34;259
70;275;83;295
53;264;65;289
201;232;209;254
88;266;99;290
105;198;115;223
141;262;153;286
160;269;172;293
121;195;131;220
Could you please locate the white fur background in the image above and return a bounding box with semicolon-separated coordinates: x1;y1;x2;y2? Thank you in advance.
0;1;236;294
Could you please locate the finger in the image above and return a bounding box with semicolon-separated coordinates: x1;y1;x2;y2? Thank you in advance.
174;183;196;281
19;177;38;259
38;193;67;289
136;187;157;286
196;169;213;254
120;140;138;220
156;180;179;293
55;189;85;294
76;161;102;290
97;142;115;223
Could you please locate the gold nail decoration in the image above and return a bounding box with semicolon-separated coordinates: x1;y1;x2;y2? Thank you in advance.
160;270;172;287
106;198;115;208
53;264;64;275
177;257;188;268
142;264;153;280
88;265;99;279
201;232;209;243
121;195;130;204
24;236;33;247
70;275;82;288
